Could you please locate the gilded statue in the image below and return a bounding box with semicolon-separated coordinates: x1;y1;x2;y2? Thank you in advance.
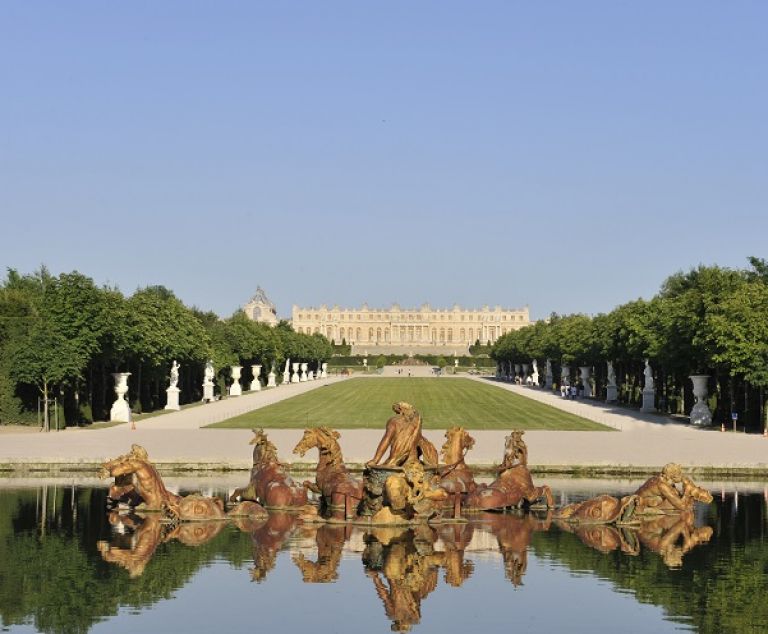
466;431;554;511
436;426;477;496
367;402;438;468
101;444;265;521
230;429;309;509
293;427;363;520
100;444;181;513
555;464;713;525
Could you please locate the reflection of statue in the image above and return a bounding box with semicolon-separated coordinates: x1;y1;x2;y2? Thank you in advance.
484;512;552;586
637;511;713;568
555;521;640;556
97;512;167;578
363;528;443;632
292;524;350;583
643;359;654;391
293;427;363;520
170;360;180;388
231;429;308;508
466;431;554;510
367;402;438;468
250;512;298;582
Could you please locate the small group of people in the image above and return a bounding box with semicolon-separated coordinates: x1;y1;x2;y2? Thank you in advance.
560;383;583;400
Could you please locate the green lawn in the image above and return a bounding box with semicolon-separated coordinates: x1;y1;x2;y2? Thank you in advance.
207;377;611;430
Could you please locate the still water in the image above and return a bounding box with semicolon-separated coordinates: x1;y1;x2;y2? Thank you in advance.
0;476;765;634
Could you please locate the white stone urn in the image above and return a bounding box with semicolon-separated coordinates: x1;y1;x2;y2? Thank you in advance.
321;362;328;379
579;366;593;398
300;362;309;382
291;362;301;383
689;375;713;426
229;365;242;397
250;364;262;391
110;372;132;422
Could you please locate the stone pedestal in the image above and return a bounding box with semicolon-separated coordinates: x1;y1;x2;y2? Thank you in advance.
641;389;655;413
291;362;301;384
321;362;328;379
606;385;618;403
689;375;713;426
579;367;593;397
110;372;132;422
267;370;277;388
250;365;262;391
165;386;180;411
203;382;214;402
229;365;242;397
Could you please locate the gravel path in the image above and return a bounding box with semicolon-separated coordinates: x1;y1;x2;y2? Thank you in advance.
1;374;766;472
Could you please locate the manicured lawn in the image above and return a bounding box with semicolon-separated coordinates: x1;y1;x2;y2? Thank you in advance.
207;378;610;430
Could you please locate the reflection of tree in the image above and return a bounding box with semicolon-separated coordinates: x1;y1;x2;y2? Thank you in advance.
0;488;253;634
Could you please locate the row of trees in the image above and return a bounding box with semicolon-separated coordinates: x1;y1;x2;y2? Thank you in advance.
492;258;768;431
0;268;333;427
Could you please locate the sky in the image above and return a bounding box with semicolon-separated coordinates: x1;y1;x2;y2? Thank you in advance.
1;2;766;320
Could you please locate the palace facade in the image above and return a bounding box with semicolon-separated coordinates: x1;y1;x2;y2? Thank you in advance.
291;303;531;354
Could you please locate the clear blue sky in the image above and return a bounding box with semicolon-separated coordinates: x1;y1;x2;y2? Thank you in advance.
1;2;766;320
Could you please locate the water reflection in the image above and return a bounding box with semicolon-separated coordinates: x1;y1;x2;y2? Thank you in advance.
1;481;767;633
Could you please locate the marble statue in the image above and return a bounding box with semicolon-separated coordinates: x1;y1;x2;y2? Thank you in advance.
170;360;180;388
202;360;215;403
641;360;655;412
165;361;181;411
606;361;618;403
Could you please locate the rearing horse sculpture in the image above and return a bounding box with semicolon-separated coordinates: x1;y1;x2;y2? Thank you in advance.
437;426;477;496
230;429;308;509
293;426;363;520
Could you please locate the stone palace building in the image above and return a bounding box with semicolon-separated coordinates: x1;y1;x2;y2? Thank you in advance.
291;302;531;355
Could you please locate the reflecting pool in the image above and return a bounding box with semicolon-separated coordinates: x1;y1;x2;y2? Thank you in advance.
0;477;765;633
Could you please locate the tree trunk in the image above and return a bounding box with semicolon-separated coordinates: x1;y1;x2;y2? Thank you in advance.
42;379;49;432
